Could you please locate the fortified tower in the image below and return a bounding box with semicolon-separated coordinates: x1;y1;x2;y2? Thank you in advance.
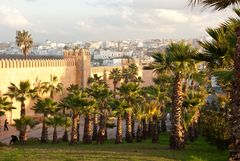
63;49;91;88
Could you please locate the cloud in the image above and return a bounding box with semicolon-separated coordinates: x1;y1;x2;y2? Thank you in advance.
84;0;133;7
0;6;29;28
0;0;236;42
76;21;93;31
155;9;202;23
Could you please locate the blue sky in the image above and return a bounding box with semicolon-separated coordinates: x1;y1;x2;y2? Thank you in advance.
0;0;234;42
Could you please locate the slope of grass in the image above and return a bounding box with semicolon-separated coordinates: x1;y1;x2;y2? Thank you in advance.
0;133;227;161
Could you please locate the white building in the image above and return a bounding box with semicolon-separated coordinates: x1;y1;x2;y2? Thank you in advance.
101;41;118;49
93;49;133;60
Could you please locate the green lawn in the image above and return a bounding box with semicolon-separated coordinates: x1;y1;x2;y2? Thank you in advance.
0;133;227;161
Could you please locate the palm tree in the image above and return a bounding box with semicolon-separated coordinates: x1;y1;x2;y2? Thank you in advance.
118;82;142;143
189;0;239;10
16;30;33;59
14;116;38;143
146;100;162;143
0;97;15;128
87;75;107;141
0;97;15;115
188;1;240;159
151;42;197;149
5;81;37;142
60;84;81;142
33;77;44;97
82;99;95;144
88;83;111;144
128;63;138;82
32;98;58;143
45;115;65;144
87;74;106;86
5;81;37;117
92;111;98;141
152;75;173;133
182;87;207;142
110;98;127;144
62;116;71;142
192;11;239;159
42;75;63;99
122;64;139;84
63;88;90;144
58;99;69;142
141;86;165;143
109;68;122;98
122;68;130;84
83;113;93;144
135;104;146;142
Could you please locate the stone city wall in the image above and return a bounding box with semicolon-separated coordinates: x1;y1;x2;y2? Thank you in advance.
0;58;77;122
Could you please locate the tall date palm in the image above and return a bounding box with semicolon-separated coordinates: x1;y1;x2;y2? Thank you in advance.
188;0;240;159
109;68;122;98
42;75;63;100
63;89;90;145
151;42;197;149
118;82;142;143
32;98;58;143
16;30;33;59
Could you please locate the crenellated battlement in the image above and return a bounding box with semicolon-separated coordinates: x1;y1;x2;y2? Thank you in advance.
0;58;75;68
63;48;90;58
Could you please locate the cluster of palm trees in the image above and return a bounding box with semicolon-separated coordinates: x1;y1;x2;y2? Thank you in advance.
0;64;166;145
0;75;63;143
5;1;240;158
189;0;240;159
150;41;208;149
0;40;214;151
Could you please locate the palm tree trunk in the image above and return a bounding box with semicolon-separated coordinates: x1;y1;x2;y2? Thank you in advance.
62;108;68;142
70;112;78;145
52;126;58;144
157;119;161;134
83;116;87;141
20;101;26;117
142;119;148;140
113;82;117;98
188;123;195;142
182;78;189;94
170;74;185;149
229;27;240;160
148;118;152;138
92;114;98;141
77;116;80;142
83;114;93;144
126;111;132;143
62;129;68;142
19;126;27;143
136;123;142;142
23;50;27;59
97;114;106;144
152;116;159;144
161;117;167;132
20;100;26;143
41;114;48;143
105;128;108;140
115;115;122;144
131;114;135;138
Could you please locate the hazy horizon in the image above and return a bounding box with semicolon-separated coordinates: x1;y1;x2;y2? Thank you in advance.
0;0;235;42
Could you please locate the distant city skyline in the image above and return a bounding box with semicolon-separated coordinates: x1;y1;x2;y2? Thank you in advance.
0;0;235;42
